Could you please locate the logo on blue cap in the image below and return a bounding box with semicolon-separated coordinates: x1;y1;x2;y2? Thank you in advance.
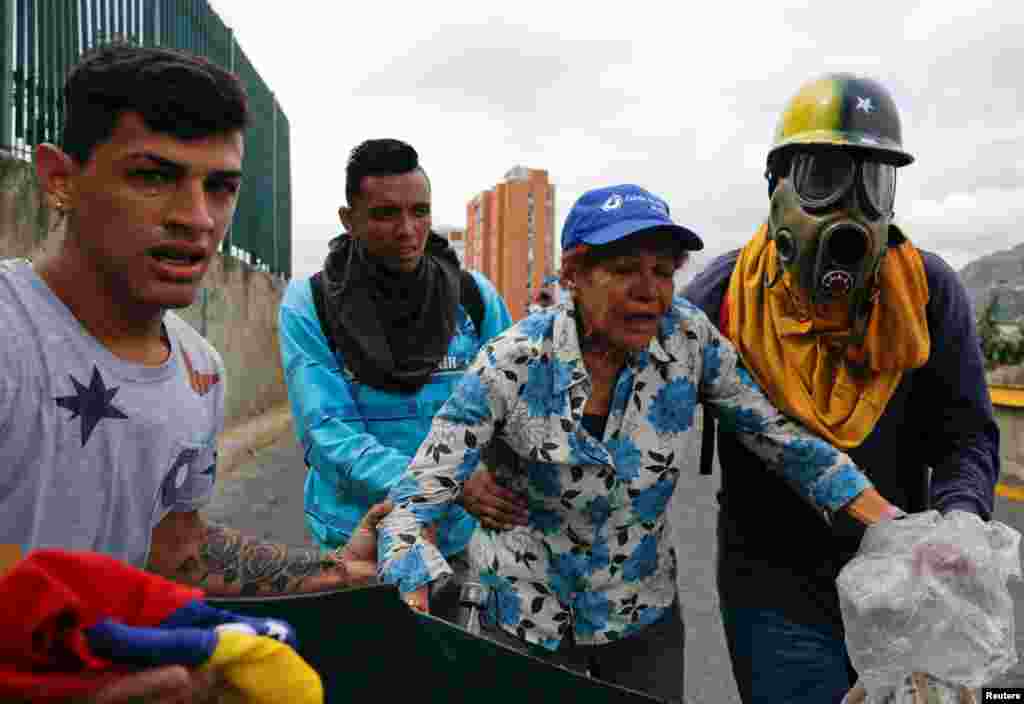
601;194;624;211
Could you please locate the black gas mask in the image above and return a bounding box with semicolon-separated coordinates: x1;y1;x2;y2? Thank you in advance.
768;148;897;324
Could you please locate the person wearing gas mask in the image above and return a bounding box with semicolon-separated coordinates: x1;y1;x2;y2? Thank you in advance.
683;73;999;704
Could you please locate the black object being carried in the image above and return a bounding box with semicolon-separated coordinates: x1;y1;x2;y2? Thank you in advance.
209;584;665;704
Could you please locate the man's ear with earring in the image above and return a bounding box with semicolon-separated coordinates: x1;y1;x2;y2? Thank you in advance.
33;143;74;227
48;191;69;234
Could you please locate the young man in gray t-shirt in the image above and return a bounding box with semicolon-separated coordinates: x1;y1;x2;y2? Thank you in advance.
2;43;389;703
0;259;225;568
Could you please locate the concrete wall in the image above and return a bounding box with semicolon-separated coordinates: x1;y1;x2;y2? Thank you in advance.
0;156;288;429
994;404;1024;478
989;364;1024;386
988;369;1024;478
0;157;58;259
175;259;288;425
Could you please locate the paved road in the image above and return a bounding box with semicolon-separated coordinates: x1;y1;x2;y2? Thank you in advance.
203;413;1024;703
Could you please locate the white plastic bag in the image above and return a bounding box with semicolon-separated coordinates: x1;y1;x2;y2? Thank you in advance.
841;672;977;704
837;510;1021;702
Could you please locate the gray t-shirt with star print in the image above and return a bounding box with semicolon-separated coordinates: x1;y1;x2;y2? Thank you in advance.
0;259;223;568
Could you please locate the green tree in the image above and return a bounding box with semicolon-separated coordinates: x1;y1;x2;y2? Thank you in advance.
979;292;1024;368
978;294;1001;368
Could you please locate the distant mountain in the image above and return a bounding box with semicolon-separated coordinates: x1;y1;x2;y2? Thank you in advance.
957;242;1024;321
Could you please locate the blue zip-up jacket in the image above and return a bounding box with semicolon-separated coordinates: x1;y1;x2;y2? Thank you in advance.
279;270;512;554
683;245;1000;623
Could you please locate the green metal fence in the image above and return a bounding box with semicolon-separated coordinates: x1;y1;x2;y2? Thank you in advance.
0;0;291;278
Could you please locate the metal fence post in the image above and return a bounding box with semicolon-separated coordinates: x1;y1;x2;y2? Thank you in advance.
221;24;234;261
272;92;278;276
0;0;13;154
0;1;290;276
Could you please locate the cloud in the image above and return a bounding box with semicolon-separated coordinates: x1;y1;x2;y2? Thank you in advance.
291;224;338;278
353;20;634;131
208;0;1024;285
902;186;1024;259
903;0;1002;42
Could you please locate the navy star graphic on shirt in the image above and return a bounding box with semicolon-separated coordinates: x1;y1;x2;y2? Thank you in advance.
54;366;129;447
162;447;201;508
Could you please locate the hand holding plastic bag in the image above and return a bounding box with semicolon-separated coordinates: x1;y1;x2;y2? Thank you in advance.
842;672;977;704
837;510;1021;702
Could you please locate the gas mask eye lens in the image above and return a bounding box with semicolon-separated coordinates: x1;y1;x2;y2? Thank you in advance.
790;151;897;218
791;152;855;209
861;162;897;217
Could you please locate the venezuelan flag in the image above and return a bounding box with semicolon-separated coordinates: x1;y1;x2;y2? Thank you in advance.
0;549;322;703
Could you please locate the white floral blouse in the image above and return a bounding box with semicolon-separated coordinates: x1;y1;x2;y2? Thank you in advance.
377;299;871;649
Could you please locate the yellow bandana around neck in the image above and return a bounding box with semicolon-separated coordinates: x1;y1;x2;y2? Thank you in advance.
724;224;930;449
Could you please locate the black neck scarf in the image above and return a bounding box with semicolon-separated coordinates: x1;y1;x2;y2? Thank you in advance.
320;232;462;393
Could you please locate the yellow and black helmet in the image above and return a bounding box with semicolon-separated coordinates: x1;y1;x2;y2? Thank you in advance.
769;73;914;167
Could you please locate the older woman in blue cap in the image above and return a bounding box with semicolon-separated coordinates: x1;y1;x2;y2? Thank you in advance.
376;184;900;702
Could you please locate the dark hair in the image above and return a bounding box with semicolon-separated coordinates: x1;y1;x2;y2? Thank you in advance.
345;138;430;205
62;42;249;164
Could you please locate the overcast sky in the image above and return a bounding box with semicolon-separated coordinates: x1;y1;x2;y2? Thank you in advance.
209;0;1024;282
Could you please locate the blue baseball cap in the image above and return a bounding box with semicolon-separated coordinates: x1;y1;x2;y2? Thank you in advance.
561;184;704;253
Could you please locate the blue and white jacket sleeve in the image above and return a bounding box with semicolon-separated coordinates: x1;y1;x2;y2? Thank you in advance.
277;280;413;506
696;315;872;515
376;354;512;594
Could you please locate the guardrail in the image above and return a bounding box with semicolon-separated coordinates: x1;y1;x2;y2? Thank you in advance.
990;384;1024;409
990;384;1024;487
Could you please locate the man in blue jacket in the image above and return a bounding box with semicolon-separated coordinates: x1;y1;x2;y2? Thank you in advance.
683;73;1000;703
279;139;513;618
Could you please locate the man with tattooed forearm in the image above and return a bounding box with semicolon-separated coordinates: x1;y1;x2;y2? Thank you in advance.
147;501;390;596
0;41;390;601
0;42;399;703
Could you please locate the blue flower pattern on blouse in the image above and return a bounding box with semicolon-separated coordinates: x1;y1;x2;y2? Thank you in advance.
378;300;872;649
527;459;562;498
548;551;589;602
623;605;665;638
442;371;491;426
588;535;611;572
523;357;566;417
492;584;521;626
702;338;723;385
587;496;612;527
573;591;611;637
450;314;484;361
567;428;607;466
633;479;675;523
531;507;563;535
454;447;483;482
720;406;764;435
606;436;642;481
518;311;554;342
647;378;698;433
622;534;659;582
